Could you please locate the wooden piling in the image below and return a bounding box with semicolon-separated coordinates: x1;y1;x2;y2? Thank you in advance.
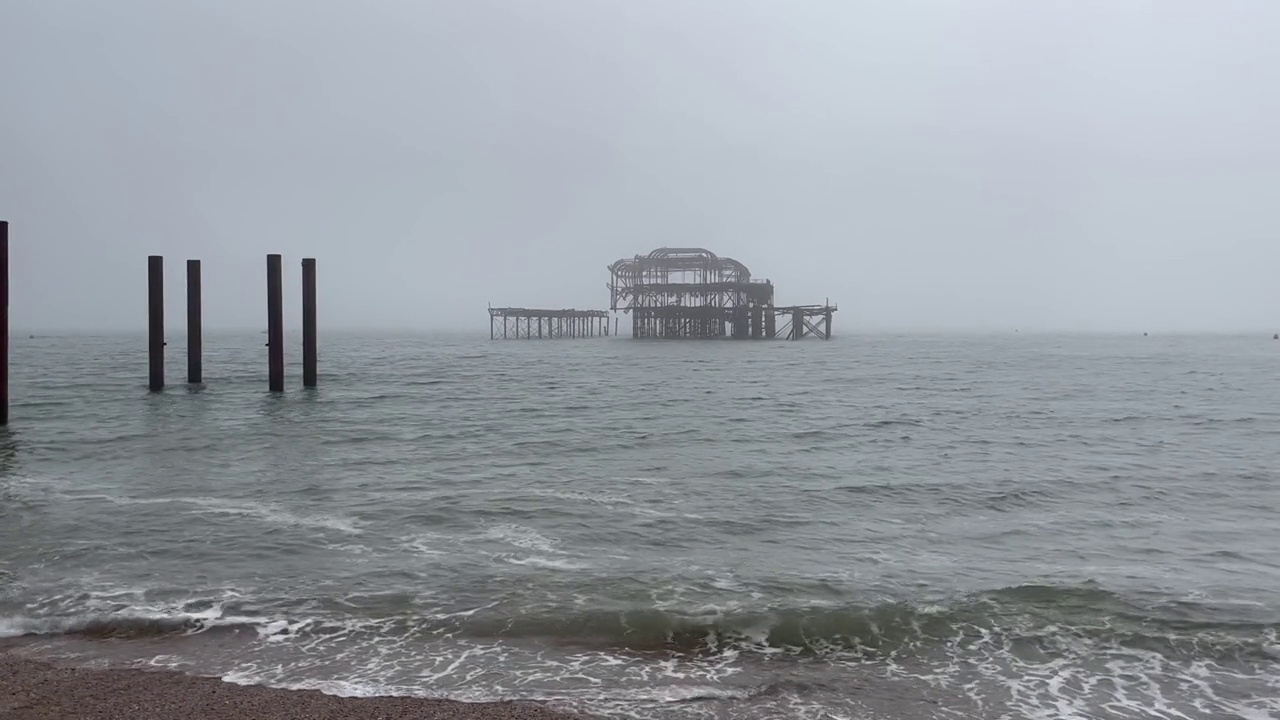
148;255;165;390
0;221;7;424
266;254;284;392
186;260;202;384
824;310;833;340
302;258;318;387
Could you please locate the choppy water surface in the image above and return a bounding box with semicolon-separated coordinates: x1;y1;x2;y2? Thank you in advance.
2;332;1279;719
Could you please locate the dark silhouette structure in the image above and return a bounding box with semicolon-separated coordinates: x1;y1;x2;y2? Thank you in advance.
489;308;610;340
608;247;835;339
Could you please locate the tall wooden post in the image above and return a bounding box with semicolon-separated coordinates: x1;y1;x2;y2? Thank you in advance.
302;258;318;387
186;260;202;384
148;256;165;390
266;254;284;392
0;221;7;424
791;308;805;340
824;310;833;340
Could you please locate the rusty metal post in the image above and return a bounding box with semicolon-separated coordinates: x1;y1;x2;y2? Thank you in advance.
0;222;7;424
267;254;284;392
148;255;165;390
302;258;318;387
186;260;202;384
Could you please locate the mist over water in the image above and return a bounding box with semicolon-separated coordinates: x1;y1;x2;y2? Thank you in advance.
2;333;1279;719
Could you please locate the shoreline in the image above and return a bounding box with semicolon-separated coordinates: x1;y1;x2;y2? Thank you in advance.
0;653;591;720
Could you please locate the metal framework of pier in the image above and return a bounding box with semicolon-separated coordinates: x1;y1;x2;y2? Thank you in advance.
489;307;611;340
608;247;836;339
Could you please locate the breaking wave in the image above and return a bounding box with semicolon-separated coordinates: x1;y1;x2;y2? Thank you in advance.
4;584;1274;663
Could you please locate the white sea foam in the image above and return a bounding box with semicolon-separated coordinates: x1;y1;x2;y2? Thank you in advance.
183;497;362;534
504;556;590;571
481;524;561;554
73;494;362;534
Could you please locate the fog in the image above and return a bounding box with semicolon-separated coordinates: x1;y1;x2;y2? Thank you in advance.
2;1;1277;334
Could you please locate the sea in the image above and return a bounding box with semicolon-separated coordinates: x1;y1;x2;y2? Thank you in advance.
1;331;1278;719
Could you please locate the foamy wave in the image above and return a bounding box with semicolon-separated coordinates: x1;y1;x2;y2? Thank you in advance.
504;556;590;571
87;495;363;534
222;671;399;698
481;524;561;554
0;604;241;639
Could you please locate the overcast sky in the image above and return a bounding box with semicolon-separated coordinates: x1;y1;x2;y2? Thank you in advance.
2;0;1277;333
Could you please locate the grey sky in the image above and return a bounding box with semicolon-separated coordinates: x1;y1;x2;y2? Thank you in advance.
2;0;1277;333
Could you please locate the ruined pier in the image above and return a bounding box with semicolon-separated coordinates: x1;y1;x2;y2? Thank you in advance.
489;308;611;340
608;247;836;340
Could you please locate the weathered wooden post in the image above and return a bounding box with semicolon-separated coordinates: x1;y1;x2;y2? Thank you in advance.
302;258;318;387
186;260;202;384
266;254;284;392
0;221;7;424
824;309;833;340
791;308;804;340
148;255;165;390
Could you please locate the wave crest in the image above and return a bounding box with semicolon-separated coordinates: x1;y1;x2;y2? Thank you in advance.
5;584;1274;662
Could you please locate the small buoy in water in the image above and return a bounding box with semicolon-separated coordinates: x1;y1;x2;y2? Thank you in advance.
1143;332;1148;337
1274;333;1279;340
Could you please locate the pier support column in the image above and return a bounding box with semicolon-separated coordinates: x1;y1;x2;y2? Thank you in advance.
765;308;776;339
302;258;318;387
792;308;804;340
0;222;7;424
824;310;832;340
186;260;202;384
148;255;165;391
751;306;763;340
266;254;284;392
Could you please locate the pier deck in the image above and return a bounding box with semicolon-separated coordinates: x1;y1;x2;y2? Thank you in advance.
488;307;611;340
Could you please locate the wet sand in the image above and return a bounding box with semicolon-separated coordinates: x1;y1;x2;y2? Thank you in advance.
0;655;590;720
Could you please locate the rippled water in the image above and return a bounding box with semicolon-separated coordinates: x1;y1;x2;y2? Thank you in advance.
2;332;1279;719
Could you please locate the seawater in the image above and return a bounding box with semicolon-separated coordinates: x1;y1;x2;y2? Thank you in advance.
2;332;1278;719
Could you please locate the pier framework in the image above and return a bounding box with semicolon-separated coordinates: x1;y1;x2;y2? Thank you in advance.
489;308;611;340
607;247;835;339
